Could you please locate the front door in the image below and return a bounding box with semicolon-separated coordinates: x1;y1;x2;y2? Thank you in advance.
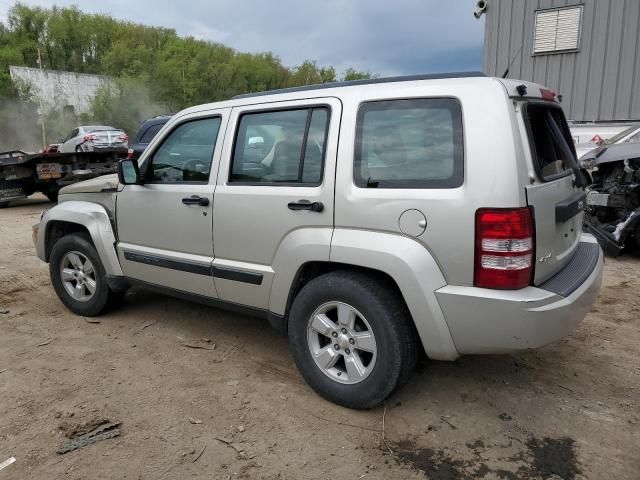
116;110;228;297
212;98;341;310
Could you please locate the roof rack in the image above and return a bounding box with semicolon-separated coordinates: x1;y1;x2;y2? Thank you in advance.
232;71;487;100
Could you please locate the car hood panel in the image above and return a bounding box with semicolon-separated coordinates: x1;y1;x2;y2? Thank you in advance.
60;174;119;194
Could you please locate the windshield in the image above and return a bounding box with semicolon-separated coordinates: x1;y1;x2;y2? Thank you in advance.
605;124;640;144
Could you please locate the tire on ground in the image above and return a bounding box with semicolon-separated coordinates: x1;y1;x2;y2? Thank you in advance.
49;233;124;316
288;270;419;409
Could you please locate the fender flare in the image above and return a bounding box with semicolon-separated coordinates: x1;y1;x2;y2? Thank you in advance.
268;227;459;361
329;229;459;361
37;201;123;276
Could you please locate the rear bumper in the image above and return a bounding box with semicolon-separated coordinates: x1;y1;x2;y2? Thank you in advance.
436;234;603;354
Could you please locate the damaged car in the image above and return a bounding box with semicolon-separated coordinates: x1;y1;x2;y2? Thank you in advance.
581;143;640;254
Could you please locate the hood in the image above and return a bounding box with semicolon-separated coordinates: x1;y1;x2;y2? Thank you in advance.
580;142;640;167
59;174;119;195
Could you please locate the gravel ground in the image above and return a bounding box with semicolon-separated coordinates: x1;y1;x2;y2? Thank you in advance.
1;195;639;479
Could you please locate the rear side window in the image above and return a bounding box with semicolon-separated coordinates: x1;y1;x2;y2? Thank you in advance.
140;123;163;143
524;103;574;180
230;107;329;185
354;98;464;188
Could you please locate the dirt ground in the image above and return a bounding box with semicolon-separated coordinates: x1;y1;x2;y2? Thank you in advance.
1;195;639;480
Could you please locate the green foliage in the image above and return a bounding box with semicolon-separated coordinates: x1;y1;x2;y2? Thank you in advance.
90;78;169;136
0;2;373;148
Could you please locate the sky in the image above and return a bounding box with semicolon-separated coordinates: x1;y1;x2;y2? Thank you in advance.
0;0;485;77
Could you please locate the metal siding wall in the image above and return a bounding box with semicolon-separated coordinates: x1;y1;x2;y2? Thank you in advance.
584;1;610;121
571;0;596;121
484;0;640;121
509;0;526;79
629;2;640;119
600;1;624;120
496;0;513;76
616;0;640;119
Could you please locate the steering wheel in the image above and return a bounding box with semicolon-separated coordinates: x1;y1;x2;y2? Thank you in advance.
182;158;208;181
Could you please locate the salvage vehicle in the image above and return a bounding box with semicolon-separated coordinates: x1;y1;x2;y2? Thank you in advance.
33;73;603;408
575;123;640;159
0;149;120;207
581;143;640;254
57;125;128;154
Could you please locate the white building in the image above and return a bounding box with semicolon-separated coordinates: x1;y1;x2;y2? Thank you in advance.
9;66;113;114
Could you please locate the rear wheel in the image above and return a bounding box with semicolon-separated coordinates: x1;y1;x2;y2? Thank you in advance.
288;271;418;409
49;233;124;316
0;201;9;208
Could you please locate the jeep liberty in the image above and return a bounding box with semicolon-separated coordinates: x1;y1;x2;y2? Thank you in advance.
34;73;603;408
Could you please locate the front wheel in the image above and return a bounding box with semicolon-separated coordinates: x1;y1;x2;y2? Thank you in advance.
49;233;124;316
288;271;418;409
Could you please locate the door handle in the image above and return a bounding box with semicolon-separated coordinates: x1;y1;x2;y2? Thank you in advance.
182;195;209;206
288;199;324;212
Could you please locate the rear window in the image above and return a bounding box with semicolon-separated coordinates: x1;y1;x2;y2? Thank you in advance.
524;103;574;180
354;98;463;188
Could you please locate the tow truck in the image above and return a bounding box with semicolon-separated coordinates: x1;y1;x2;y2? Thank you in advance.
0;149;120;207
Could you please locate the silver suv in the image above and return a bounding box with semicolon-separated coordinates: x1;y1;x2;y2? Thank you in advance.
33;73;603;408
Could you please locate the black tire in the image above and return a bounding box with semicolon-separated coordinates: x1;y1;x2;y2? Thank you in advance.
288;270;419;409
0;201;9;208
45;190;58;203
49;233;124;316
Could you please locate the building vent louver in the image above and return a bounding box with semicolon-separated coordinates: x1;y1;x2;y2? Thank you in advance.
533;6;583;54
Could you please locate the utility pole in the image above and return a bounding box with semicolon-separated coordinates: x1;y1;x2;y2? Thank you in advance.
37;47;47;151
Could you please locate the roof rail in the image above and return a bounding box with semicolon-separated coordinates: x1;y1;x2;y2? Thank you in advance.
232;71;487;100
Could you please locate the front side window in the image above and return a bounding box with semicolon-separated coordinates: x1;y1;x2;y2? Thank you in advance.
147;117;221;183
354;98;464;188
230;107;329;185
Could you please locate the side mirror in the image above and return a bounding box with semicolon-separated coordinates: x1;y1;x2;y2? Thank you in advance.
117;159;141;185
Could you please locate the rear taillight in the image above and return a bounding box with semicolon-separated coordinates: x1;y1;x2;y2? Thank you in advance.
83;134;96;142
474;207;534;290
118;133;129;143
127;148;134;159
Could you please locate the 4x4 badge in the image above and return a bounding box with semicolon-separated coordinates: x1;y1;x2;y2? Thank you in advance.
538;252;553;263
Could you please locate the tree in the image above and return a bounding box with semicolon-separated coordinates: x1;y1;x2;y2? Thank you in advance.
0;2;377;142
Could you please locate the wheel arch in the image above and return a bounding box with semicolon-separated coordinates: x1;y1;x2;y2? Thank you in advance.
38;201;123;276
269;228;459;361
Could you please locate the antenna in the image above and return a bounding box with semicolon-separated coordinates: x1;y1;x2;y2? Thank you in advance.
502;44;523;79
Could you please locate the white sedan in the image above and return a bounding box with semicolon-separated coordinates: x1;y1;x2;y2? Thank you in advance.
57;125;128;154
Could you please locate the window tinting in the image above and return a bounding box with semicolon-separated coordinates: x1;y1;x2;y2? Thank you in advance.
230;107;329;184
140;123;163;143
148;117;220;183
354;98;463;188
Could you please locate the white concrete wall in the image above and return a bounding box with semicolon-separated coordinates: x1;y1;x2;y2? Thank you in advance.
9;66;113;114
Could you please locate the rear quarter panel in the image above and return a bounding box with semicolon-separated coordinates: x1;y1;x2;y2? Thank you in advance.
333;78;530;286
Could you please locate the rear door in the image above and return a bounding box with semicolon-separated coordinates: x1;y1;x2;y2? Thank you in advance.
211;98;340;309
518;101;585;284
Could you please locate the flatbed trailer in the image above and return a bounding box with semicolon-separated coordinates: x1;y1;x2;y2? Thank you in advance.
0;150;120;207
